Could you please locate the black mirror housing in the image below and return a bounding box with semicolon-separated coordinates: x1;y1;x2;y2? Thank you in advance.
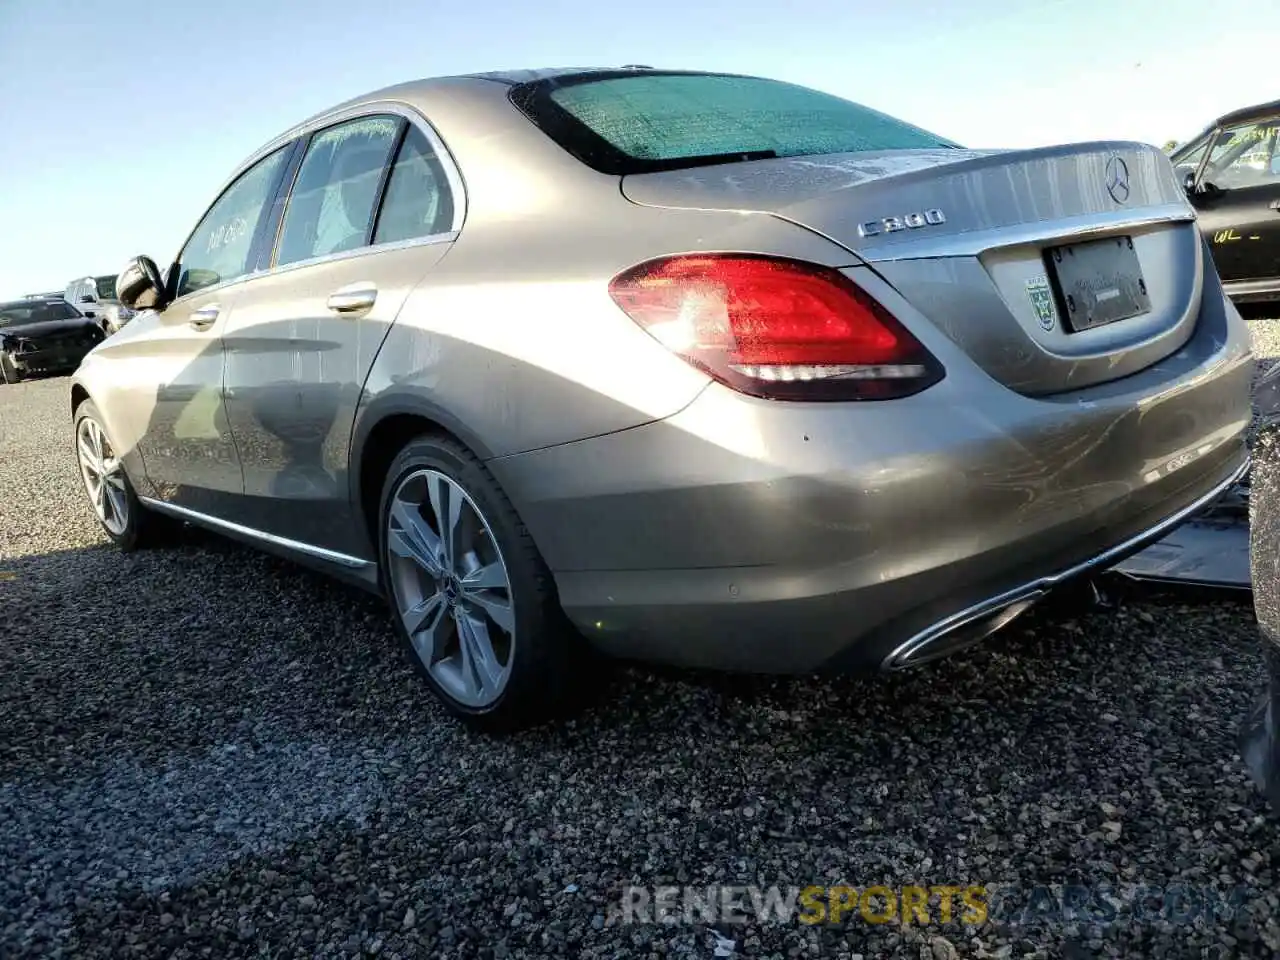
116;256;170;312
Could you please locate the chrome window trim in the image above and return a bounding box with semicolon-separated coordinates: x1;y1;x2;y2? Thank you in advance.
138;497;374;570
259;231;460;281
166;99;467;310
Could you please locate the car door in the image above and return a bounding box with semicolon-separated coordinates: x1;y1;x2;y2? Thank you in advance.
1191;118;1280;295
118;144;296;515
221;112;460;555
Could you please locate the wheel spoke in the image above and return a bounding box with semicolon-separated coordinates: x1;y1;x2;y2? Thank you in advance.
104;483;128;526
94;477;107;517
388;498;445;577
457;611;503;698
462;589;514;635
461;561;507;592
404;593;450;663
425;473;463;572
78;437;100;472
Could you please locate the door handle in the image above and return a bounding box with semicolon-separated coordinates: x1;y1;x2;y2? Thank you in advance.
189;304;221;329
327;283;378;313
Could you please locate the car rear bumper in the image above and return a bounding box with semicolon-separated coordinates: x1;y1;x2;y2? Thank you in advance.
489;279;1254;674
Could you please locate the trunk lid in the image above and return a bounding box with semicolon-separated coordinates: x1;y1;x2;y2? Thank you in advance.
622;142;1202;396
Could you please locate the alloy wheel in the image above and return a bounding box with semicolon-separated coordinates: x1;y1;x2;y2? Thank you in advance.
76;416;129;536
385;468;515;708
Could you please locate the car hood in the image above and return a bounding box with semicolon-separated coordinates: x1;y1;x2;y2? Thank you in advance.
0;319;95;339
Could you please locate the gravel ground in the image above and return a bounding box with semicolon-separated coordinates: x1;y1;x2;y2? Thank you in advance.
3;325;1280;959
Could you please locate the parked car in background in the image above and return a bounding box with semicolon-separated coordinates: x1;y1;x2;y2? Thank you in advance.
66;274;136;334
1175;99;1280;304
0;296;105;383
74;67;1251;730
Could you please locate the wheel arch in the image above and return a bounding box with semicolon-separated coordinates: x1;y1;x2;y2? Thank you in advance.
351;395;497;556
70;382;91;416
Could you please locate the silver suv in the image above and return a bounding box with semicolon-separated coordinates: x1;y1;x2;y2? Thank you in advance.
65;275;135;335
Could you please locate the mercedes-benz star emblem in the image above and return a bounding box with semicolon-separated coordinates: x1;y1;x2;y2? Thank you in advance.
1105;156;1131;204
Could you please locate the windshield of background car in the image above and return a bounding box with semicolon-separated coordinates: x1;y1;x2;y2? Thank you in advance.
94;275;116;299
1203;120;1280;189
1171;133;1211;172
0;300;81;327
511;72;960;175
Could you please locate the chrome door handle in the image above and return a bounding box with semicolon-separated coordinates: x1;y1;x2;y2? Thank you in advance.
189;304;221;329
327;283;378;313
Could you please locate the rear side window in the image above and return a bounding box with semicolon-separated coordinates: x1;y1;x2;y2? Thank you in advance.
373;125;456;244
512;72;958;175
276;115;401;267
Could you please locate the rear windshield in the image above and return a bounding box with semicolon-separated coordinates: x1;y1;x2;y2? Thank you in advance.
511;71;959;175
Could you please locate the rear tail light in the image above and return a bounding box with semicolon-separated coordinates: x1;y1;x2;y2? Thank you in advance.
608;254;943;401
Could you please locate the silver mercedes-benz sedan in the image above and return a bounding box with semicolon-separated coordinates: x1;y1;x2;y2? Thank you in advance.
73;67;1252;729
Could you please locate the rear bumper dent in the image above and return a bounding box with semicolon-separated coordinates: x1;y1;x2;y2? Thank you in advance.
883;453;1249;670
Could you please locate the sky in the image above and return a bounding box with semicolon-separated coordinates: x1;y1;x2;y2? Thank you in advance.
0;0;1277;299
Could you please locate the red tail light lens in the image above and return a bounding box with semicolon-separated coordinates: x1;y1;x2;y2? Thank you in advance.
608;255;943;401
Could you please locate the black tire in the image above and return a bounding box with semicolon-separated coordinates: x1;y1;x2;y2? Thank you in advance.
378;434;584;732
0;351;22;384
73;399;169;551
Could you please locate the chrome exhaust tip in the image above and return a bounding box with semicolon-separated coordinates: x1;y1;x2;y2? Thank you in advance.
884;590;1047;671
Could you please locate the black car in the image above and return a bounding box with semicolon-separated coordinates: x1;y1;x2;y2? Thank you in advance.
1174;99;1280;305
0;297;105;384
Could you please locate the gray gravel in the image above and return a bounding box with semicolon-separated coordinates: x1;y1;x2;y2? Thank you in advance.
4;328;1280;959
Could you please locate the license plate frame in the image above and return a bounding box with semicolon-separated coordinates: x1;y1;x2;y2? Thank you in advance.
1045;235;1151;333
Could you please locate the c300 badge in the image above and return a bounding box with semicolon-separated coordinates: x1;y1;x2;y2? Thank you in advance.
857;208;946;237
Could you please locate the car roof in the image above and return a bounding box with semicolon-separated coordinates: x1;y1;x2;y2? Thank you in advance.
1212;98;1280;128
2;297;64;309
259;66;748;148
229;66;750;186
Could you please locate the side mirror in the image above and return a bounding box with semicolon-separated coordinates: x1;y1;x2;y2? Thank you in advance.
77;294;96;304
116;256;170;312
1182;170;1196;195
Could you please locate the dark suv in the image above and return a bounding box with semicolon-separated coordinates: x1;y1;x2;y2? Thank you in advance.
1174;100;1280;305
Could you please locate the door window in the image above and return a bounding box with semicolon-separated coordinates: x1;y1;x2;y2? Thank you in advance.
1171;133;1211;179
174;146;291;299
373;125;457;244
275;116;401;267
1202;120;1280;190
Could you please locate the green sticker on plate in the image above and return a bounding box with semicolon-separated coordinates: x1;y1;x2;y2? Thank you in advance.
1026;276;1057;332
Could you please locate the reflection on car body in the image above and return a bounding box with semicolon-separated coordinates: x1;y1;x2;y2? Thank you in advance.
71;67;1252;730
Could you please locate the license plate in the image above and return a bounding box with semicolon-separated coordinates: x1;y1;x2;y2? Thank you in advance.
1045;235;1150;332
